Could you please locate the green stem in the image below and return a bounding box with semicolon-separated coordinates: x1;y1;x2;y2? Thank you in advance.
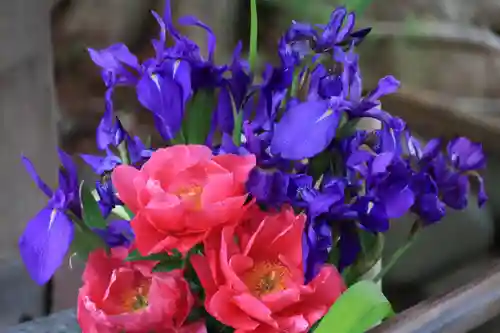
248;0;258;72
118;140;130;165
373;224;421;283
373;241;412;283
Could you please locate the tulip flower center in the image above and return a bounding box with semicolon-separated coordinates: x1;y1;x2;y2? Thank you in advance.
175;185;203;209
122;283;150;312
243;261;290;297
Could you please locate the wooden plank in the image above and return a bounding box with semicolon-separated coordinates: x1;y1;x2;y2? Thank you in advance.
5;310;79;333
0;0;59;327
370;258;500;333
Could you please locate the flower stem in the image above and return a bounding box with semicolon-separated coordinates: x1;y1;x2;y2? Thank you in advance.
373;221;422;283
248;0;258;72
372;240;412;283
118;140;130;165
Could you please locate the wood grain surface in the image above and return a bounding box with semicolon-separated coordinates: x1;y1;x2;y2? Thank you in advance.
370;258;500;333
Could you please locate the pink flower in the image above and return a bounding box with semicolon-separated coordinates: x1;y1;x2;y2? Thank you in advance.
191;205;346;333
77;247;202;333
112;145;256;255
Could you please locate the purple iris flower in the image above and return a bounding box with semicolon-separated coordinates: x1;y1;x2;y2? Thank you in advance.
447;137;487;206
214;42;252;135
303;216;332;283
88;43;139;87
338;48;400;123
299;177;349;280
96;89;125;150
81;148;121;176
246;168;290;208
447;137;486;171
88;45;140;149
271;98;345;160
354;161;416;232
94;178;123;218
270;43;401;161
410;173;446;224
19;150;79;285
404;135;487;223
93;220;134;248
137;71;184;141
283;7;371;59
81;123;149;217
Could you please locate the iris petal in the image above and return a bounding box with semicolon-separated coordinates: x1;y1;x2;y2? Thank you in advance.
271;101;341;160
19;207;74;285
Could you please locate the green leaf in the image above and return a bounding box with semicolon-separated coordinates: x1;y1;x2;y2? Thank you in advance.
125;249;176;262
80;181;107;229
111;205;134;221
314;280;394;333
184;90;216;144
206;313;235;333
249;0;259;71
232;109;243;146
70;223;106;260
309;151;331;182
152;259;184;272
336;118;360;139
117;140;130;165
170;128;187;145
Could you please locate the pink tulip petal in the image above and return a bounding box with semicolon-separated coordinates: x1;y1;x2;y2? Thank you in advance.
212;154;256;185
145;192;183;232
261;288;301;313
190;254;218;297
112;165;142;212
130;211;168;255
229;254;254;275
201;172;235;204
208;287;260;331
233;293;277;327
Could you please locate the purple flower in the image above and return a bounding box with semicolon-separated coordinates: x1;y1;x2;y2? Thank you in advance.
95;178;123;218
246;167;290;208
19;150;79;285
81;132;149;218
271;99;344;160
137;72;184;141
80;148;121;176
215;42;252;135
447;137;486;171
339;49;400;123
93;220;134;248
283;7;371;59
287;174;314;207
303;216;332;283
404;135;487;222
300;177;348;278
96;89;123;150
410;173;446;224
88;43;139;87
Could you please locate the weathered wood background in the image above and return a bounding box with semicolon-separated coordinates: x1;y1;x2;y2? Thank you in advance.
2;0;500;330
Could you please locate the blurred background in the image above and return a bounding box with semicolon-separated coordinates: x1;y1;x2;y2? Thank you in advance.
2;0;500;330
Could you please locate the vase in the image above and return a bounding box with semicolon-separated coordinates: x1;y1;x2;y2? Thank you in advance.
360;259;383;329
360;258;382;288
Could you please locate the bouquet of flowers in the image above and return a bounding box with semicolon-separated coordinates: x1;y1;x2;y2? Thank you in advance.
18;1;487;332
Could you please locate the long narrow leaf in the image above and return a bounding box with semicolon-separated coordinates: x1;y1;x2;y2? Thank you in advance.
80;181;107;229
314;280;394;333
184;91;216;144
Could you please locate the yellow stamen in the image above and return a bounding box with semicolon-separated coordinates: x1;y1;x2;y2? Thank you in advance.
316;108;333;123
243;261;290;297
122;283;150;312
175;185;203;209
